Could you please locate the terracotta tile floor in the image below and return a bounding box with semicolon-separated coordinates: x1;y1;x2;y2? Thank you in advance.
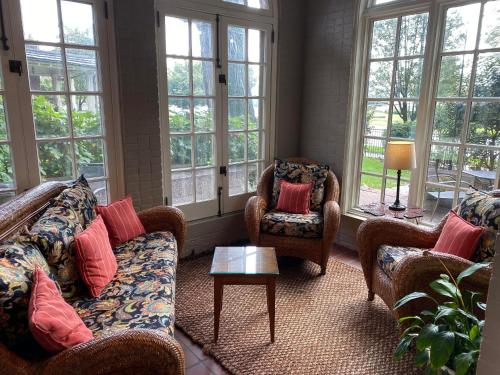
175;245;360;375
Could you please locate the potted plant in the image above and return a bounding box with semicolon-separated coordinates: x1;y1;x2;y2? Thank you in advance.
394;260;490;375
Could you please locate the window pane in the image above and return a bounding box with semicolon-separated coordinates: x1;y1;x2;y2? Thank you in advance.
21;0;60;43
432;101;465;143
192;20;213;58
427;145;459;185
423;185;457;224
248;29;263;63
195;134;214;167
167;58;190;96
228;63;246;97
368;61;393;98
248;162;259;192
192;60;214;96
71;95;102;136
195;168;215;202
66;49;99;92
365;101;389;135
229;164;246;196
385;178;409;206
474;52;500;97
229;133;246;162
170;135;192;169
88;180;107;205
248;131;259;160
61;1;95;46
391;101;417;139
394;58;423;98
399;13;428;57
248;64;261;96
479;1;500;49
32;95;69;138
248;99;260;130
172;171;193;205
437;54;473;97
0;192;15;205
165;17;189;56
0;96;7;141
228;26;246;61
248;0;269;9
468;102;500;146
461;148;498;191
169;98;191;132
370;18;397;59
38;141;73;180
194;99;214;132
0;144;14;188
228;99;247;130
442;3;481;52
224;0;245;5
359;174;382;206
76;139;104;178
362;138;385;175
26;45;65;92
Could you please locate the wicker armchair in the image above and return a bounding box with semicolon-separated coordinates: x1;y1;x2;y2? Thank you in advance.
245;157;341;275
357;215;492;320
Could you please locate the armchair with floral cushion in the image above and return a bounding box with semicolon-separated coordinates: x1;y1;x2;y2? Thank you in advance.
356;190;498;320
245;158;341;275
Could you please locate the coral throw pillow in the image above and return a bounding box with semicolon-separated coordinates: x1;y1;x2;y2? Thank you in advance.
96;196;145;247
29;267;93;354
433;211;485;260
275;180;314;214
74;215;118;297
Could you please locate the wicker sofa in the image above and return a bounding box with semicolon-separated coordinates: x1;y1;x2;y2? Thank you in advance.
0;182;186;375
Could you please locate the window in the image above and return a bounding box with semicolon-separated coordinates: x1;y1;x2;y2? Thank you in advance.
157;2;275;221
0;0;120;203
345;0;500;223
223;0;269;10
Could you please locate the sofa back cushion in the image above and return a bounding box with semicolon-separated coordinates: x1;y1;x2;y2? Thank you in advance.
0;240;54;350
271;159;330;212
458;191;500;262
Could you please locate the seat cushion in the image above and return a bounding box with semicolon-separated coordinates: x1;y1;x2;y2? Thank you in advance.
458;191;500;262
377;245;425;279
260;210;323;238
72;232;177;337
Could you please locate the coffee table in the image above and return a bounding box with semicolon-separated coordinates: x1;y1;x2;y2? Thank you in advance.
210;246;279;343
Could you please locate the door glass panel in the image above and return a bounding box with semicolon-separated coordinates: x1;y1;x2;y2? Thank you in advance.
192;21;213;58
75;139;105;178
468;102;500;146
398;13;428;57
21;0;60;43
38;141;73;180
61;1;95;46
442;3;481;52
371;19;397;58
461;148;499;191
192;60;214;96
368;61;393;98
479;1;500;49
0;60;15;195
432;102;465;143
474;52;500;97
66;49;99;92
32;95;69;138
437;54;473;97
193;99;214;131
71;95;102;136
26;45;65;91
228;26;246;61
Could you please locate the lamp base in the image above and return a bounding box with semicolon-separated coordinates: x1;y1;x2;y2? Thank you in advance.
388;203;406;212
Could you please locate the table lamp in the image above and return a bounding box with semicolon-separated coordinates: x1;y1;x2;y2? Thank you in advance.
384;141;416;212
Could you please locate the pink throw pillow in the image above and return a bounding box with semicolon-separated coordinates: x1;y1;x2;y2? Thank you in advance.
74;215;118;297
275;180;314;214
29;267;93;353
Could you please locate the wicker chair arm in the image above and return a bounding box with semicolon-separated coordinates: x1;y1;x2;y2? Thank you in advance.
137;206;187;255
38;330;185;375
245;195;268;244
323;200;341;247
392;252;492;320
256;164;274;206
357;215;447;290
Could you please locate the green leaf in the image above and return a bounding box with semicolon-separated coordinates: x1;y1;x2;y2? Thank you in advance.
430;331;455;369
440;274;450;281
457;263;490;284
398;316;424;325
477;302;486;311
395;334;415;360
395;292;435;310
435;306;459;321
469;325;479;341
430;279;461;299
455;351;477;375
416;324;439;350
421;310;435;317
415;348;430;367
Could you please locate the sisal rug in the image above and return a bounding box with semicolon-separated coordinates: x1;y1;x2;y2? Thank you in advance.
175;255;419;375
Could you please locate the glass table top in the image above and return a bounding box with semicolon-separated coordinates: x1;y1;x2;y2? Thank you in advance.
210;246;279;276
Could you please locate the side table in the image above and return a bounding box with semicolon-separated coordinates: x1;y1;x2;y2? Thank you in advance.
360;202;424;224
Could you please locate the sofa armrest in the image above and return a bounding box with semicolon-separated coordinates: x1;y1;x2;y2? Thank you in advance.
392;252;492;320
138;206;187;255
357;215;447;290
323;200;341;248
245;196;268;244
38;330;184;375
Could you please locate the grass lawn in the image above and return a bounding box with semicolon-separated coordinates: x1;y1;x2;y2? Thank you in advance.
361;157;411;189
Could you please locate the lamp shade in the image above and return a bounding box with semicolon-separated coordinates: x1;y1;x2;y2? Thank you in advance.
384;141;416;171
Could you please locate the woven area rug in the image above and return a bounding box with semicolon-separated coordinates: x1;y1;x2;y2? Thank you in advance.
175;255;419;375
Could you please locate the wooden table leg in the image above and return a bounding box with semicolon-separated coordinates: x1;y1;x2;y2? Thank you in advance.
214;278;223;342
266;277;276;343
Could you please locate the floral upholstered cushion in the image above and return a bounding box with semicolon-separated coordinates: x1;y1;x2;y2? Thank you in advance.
72;231;177;337
271;159;330;212
53;175;98;229
261;210;323;238
458;191;500;262
0;240;55;350
377;245;425;279
29;206;83;298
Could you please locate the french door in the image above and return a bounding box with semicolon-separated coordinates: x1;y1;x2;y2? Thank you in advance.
0;0;119;204
157;7;273;221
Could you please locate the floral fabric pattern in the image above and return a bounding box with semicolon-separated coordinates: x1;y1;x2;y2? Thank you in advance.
458;191;500;262
271;159;330;212
29;206;83;298
0;240;54;350
52;175;98;228
377;245;425;279
261;210;323;238
72;232;177;337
